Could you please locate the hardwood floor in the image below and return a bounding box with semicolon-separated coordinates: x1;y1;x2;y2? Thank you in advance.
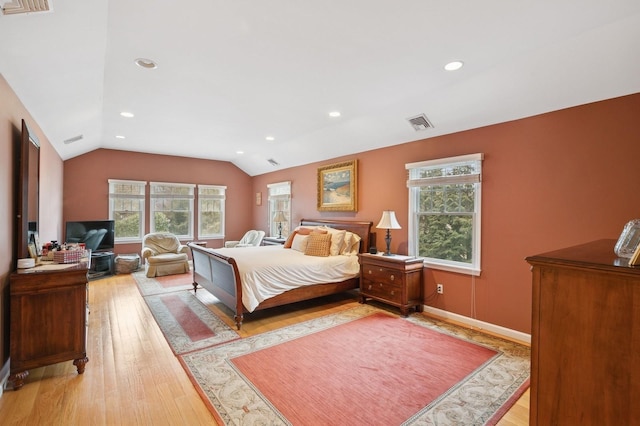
0;273;529;425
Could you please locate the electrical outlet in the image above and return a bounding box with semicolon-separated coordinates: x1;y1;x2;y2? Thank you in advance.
437;284;444;294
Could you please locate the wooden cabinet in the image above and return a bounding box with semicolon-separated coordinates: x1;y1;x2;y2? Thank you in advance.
358;253;424;316
9;262;89;390
526;239;640;425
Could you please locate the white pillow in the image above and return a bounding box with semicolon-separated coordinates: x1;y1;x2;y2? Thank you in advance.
347;233;362;255
291;234;309;252
341;232;354;255
320;226;346;256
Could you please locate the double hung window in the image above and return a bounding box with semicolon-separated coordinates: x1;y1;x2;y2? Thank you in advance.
267;181;291;238
406;153;483;276
108;179;146;243
150;182;195;239
198;185;226;239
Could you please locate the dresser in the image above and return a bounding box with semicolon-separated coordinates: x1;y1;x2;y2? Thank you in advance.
359;253;424;316
526;239;640;425
9;262;90;390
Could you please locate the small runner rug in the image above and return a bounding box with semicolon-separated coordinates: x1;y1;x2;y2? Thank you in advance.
180;305;530;425
133;269;195;296
143;290;239;355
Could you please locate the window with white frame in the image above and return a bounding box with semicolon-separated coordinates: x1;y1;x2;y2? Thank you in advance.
108;179;146;243
150;182;195;239
406;153;483;276
197;184;226;239
267;181;291;239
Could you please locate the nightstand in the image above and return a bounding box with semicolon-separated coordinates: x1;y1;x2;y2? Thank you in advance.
358;253;424;316
262;237;286;246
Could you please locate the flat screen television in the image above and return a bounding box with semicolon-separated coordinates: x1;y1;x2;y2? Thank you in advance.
65;220;115;252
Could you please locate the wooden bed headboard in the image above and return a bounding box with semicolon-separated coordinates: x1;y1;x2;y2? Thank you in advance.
299;218;373;253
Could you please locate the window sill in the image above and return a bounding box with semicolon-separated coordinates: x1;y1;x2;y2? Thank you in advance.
422;261;481;276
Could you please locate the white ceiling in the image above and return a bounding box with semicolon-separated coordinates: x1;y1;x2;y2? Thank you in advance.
1;1;639;176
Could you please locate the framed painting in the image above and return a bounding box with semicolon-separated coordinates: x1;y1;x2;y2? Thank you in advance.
317;160;358;211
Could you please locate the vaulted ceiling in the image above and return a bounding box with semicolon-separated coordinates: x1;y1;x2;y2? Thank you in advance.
1;1;639;176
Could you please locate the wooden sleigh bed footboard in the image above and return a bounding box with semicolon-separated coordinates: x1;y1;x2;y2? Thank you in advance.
188;218;372;329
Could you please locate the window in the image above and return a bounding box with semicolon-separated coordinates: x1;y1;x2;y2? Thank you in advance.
150;182;195;239
406;153;483;276
267;181;291;238
108;179;146;243
198;185;226;239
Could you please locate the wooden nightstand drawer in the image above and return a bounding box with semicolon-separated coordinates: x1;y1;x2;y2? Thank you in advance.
361;279;402;303
362;265;404;286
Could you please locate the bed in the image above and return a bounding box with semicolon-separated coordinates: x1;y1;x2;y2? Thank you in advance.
188;218;372;329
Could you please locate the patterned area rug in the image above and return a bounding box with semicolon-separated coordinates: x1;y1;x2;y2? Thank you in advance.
133;269;195;296
180;304;530;425
144;290;239;354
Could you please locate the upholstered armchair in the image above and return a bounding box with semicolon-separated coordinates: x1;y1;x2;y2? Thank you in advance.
224;230;265;248
141;232;190;278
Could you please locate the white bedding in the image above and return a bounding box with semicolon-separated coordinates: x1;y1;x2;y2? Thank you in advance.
211;245;360;312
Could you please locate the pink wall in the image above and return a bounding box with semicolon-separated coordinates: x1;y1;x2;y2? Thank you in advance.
63;149;253;254
252;93;640;333
0;74;64;367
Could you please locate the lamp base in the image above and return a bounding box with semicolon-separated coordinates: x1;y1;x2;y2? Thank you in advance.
383;229;392;256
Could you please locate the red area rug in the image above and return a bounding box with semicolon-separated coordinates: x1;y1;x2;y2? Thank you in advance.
143;290;239;354
180;305;530;425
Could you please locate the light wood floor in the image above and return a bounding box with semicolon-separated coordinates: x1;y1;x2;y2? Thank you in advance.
0;273;529;425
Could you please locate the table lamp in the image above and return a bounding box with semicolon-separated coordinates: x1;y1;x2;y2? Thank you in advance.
273;211;287;239
376;210;401;256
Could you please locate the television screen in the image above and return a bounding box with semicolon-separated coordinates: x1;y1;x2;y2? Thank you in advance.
65;220;115;252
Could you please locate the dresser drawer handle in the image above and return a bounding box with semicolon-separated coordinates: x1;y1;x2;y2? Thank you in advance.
368;285;372;290
390;290;395;296
368;270;372;274
379;283;383;287
390;275;395;281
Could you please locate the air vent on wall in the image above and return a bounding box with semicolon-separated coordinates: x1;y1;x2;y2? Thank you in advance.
1;0;52;15
407;114;434;131
63;134;83;144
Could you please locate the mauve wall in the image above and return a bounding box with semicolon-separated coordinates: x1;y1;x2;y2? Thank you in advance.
63;149;253;255
0;74;64;368
251;93;640;333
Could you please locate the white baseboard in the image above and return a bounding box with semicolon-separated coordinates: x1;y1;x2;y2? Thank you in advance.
422;306;531;345
0;358;10;397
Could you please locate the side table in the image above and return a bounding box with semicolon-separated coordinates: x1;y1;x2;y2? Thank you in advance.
359;253;424;316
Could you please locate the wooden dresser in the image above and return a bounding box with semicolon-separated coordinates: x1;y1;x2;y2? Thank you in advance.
9;262;90;390
526;239;640;425
359;253;424;316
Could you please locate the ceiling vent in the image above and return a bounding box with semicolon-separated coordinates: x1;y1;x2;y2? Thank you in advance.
407;114;434;131
1;0;52;15
63;134;83;144
267;158;280;167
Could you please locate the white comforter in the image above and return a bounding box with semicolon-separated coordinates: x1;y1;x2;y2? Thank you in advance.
211;245;360;312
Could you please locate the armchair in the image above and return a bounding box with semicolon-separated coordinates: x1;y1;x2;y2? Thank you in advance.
224;230;265;248
141;232;190;278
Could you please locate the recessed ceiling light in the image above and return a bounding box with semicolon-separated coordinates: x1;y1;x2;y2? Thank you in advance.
135;58;158;69
265;136;275;141
236;150;244;155
329;111;341;118
120;111;134;118
115;135;126;139
444;61;464;71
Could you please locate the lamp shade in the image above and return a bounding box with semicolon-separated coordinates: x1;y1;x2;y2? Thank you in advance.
273;211;287;222
376;210;401;230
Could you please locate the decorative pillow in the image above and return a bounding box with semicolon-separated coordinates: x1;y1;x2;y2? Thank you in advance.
291;234;309;252
321;227;346;256
341;232;354;254
304;233;332;257
346;233;362;255
283;230;298;248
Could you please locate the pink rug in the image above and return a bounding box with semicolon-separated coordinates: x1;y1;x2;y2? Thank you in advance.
180;305;530;425
143;290;238;354
133;270;195;296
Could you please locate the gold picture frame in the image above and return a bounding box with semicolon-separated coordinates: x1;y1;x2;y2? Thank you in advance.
317;160;358;212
